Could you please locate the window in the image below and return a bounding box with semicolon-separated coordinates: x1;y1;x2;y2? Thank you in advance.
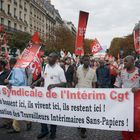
24;14;26;21
8;20;11;28
0;18;4;24
19;0;21;5
24;27;26;31
34;11;36;17
14;23;17;29
14;0;17;6
0;0;3;10
14;8;16;17
19;0;22;9
24;2;27;12
30;8;32;14
19;25;22;30
19;11;22;19
8;4;10;14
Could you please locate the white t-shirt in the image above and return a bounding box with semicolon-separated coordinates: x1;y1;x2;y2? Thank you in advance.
42;64;66;89
114;67;140;88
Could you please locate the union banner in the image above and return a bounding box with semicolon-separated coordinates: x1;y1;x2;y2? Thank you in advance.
75;11;89;56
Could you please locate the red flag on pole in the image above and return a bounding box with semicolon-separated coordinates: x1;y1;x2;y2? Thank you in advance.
134;29;140;54
14;32;41;68
29;51;42;81
75;11;89;56
31;32;40;45
90;38;102;54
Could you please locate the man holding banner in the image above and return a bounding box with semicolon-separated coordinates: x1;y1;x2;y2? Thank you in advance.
4;58;27;133
33;52;66;139
74;55;97;138
3;32;41;133
115;55;140;140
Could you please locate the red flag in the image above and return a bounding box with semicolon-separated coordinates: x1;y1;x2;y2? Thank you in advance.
75;11;89;56
31;32;40;45
29;51;42;81
134;29;140;54
27;32;43;80
15;32;41;68
90;38;102;54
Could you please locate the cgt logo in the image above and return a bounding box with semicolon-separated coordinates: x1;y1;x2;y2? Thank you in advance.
110;90;129;102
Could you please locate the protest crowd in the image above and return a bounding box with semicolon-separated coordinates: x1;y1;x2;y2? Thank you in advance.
0;41;140;140
0;8;139;139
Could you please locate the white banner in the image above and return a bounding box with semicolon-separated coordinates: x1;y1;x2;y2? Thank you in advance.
0;86;133;131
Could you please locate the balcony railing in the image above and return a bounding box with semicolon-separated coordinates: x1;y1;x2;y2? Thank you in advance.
2;24;20;32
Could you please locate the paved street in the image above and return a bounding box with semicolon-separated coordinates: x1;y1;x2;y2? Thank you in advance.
0;121;122;140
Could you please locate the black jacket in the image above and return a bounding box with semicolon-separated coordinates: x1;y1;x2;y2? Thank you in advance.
0;70;11;85
65;65;75;83
96;65;111;86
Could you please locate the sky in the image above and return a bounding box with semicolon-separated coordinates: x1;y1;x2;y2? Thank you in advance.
51;0;140;49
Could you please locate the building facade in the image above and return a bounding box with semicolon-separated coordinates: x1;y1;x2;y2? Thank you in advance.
0;0;63;40
63;20;76;36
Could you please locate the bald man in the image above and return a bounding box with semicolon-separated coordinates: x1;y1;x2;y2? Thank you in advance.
115;55;140;140
36;52;66;139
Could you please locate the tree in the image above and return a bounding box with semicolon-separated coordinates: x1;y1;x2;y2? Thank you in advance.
108;34;134;58
45;26;75;54
84;38;93;54
8;31;31;51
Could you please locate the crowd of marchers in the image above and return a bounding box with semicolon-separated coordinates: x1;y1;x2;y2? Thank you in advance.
0;53;140;140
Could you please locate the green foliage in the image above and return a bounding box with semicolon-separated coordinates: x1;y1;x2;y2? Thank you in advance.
8;32;31;51
108;34;134;58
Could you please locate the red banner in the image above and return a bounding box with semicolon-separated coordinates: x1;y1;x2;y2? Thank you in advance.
90;38;102;54
134;29;140;54
14;42;41;68
75;11;89;56
29;51;42;81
